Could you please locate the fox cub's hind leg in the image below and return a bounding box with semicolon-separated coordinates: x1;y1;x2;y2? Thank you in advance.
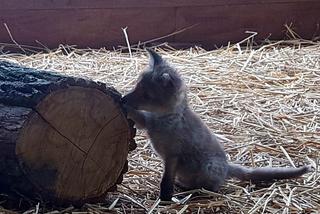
201;158;229;192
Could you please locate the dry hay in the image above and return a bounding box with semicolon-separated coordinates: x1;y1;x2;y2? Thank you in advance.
0;39;319;213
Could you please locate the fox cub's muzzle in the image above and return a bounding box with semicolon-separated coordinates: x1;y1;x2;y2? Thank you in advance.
121;92;138;109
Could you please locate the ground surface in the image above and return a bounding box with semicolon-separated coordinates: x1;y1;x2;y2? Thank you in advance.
0;40;319;213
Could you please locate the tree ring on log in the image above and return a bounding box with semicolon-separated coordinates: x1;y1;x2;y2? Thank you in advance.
15;86;130;203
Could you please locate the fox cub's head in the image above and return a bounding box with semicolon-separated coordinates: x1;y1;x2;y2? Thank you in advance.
122;49;186;113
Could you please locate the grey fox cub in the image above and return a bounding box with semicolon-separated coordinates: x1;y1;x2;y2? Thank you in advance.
122;49;310;201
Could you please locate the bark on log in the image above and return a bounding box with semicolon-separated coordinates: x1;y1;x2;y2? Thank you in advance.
0;61;136;205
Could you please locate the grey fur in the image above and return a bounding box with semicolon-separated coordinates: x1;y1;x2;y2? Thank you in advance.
122;50;310;201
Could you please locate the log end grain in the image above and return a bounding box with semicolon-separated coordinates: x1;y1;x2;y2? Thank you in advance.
15;86;130;203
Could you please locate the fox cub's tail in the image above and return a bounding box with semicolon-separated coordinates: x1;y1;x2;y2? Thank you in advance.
227;163;310;182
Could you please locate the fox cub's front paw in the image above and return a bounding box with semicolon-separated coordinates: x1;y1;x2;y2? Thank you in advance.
160;185;173;202
123;104;137;119
122;104;146;129
122;104;133;113
160;194;172;202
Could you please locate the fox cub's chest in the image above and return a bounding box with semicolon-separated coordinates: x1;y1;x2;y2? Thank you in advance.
147;114;184;156
148;114;183;135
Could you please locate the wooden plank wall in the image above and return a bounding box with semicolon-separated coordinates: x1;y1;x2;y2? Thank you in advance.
0;0;319;50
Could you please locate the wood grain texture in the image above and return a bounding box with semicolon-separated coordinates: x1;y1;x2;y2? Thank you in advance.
1;0;319;9
16;87;129;201
0;61;136;204
175;2;320;47
0;0;319;49
0;8;176;48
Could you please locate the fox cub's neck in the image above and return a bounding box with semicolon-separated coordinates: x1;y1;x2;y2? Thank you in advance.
157;92;188;117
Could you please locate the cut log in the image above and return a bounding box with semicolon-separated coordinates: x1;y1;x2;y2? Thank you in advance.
0;61;136;205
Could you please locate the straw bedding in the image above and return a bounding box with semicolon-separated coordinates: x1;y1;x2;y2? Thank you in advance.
0;39;319;213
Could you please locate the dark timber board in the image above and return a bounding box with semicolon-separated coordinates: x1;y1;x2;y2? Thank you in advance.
0;0;319;50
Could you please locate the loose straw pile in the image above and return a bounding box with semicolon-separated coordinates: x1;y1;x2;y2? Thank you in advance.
0;39;319;213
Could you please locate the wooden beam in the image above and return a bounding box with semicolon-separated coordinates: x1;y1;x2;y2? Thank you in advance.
0;0;319;50
1;0;319;9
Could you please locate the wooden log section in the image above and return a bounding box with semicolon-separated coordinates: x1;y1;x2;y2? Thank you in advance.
0;61;136;204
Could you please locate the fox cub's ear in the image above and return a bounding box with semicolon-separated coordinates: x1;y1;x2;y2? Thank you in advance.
146;48;163;69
